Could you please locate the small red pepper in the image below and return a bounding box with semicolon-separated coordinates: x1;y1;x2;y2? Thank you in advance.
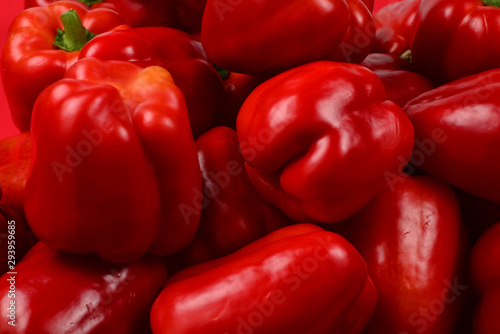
175;126;293;267
237;61;414;223
373;0;420;56
24;58;202;263
470;222;500;334
1;1;127;132
0;242;168;333
151;224;377;334
361;53;434;107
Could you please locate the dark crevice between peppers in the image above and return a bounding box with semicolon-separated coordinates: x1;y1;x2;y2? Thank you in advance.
483;0;500;7
54;9;96;52
213;63;230;81
78;0;104;5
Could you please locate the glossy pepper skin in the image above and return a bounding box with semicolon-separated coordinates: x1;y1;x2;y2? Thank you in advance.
1;1;126;132
237;61;414;223
24;58;202;263
373;0;420;56
326;175;468;333
79;27;223;137
151;224;377;334
470;222;500;334
25;0;111;8
201;0;374;75
412;0;500;84
404;69;500;204
0;242;168;333
361;53;434;107
176;126;292;267
0;132;32;213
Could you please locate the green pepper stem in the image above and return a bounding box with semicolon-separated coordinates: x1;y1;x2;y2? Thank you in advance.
400;50;413;64
53;9;95;52
483;0;500;7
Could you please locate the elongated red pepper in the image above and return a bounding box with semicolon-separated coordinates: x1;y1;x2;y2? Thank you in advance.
237;61;414;223
151;224;377;334
201;0;374;75
326;175;468;333
404;69;500;203
1;1;126;132
361;53;434;107
412;0;500;84
79;26;223;137
470;222;500;334
24;58;202;263
175;126;293;267
373;0;420;56
0;242;167;333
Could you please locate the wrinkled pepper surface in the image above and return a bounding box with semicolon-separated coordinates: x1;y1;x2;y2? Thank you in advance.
237;61;414;223
151;224;377;334
24;58;202;263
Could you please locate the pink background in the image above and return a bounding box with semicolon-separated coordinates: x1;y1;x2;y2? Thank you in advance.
0;0;401;140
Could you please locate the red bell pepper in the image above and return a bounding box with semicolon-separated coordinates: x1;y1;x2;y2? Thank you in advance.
1;1;127;132
412;0;500;84
0;242;167;333
201;0;375;75
175;126;293;267
373;0;420;56
237;61;414;223
151;224;377;334
24;57;202;263
361;53;434;107
470;222;500;334
404;69;500;204
0;132;31;213
79;26;223;137
326;175;468;333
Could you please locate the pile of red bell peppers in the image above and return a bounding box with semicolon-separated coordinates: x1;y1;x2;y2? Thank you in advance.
0;0;499;333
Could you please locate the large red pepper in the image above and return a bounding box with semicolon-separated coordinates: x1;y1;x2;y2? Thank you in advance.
175;126;293;267
404;69;500;204
361;53;434;107
237;61;414;223
0;242;167;333
470;222;500;334
326;175;468;333
373;0;420;56
151;224;377;334
24;58;202;263
79;27;223;137
411;0;500;84
1;1;127;132
201;0;374;75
